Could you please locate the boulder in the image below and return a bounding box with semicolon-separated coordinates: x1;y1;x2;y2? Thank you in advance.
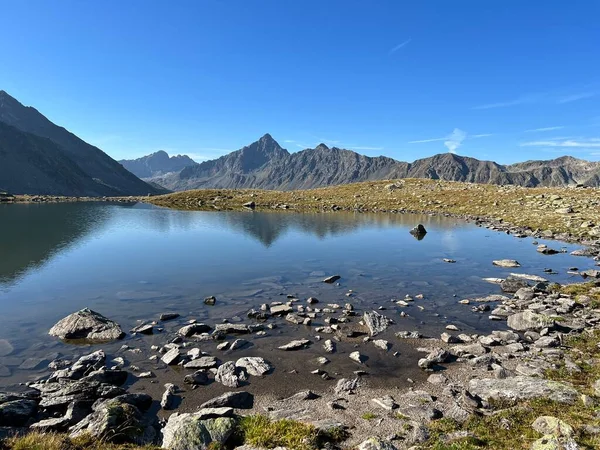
178;323;211;337
507;311;552;331
532;416;574;437
409;224;427;236
49;308;124;342
184;370;211;386
161;413;236;450
235;357;272;376
501;277;529;293
278;339;311;350
468;377;578;404
215;361;247;388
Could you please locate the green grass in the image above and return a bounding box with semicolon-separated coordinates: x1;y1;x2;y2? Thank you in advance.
558;281;600;308
2;432;161;450
425;398;600;449
361;412;378;420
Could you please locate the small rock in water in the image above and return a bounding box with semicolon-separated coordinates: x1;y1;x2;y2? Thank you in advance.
349;351;366;364
492;259;521;268
48;308;124;342
278;339;311;351
363;310;392;337
204;296;216;305
161;383;178;410
323;339;336;353
235;357;273;376
317;357;330;365
159;312;180;321
409;224;427;236
373;339;390;351
323;275;341;284
443;258;456;263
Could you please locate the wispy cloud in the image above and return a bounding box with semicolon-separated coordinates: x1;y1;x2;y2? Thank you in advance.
408;137;447;144
389;38;412;55
408;128;468;154
520;138;600;148
473;94;542;110
283;139;296;143
444;128;467;154
557;92;597;104
525;126;565;133
471;133;493;138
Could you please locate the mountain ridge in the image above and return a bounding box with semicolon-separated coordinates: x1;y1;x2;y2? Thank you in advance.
144;134;600;191
119;150;197;178
0;90;159;196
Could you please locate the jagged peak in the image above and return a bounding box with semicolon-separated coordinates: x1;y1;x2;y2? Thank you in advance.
315;143;329;150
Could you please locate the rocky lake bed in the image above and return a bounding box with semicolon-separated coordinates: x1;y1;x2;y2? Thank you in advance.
2;187;600;449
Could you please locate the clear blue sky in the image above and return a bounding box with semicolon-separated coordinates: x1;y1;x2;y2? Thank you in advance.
1;0;599;164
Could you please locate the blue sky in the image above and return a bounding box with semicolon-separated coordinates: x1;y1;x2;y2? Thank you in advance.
1;0;599;164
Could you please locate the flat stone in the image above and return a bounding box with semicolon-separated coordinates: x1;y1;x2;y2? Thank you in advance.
349;351;366;364
270;304;293;315
214;323;250;334
184;356;218;369
334;378;359;395
509;273;548;283
159;313;180;321
323;275;341;283
278;339;311;350
371;395;398;410
532;416;574;437
215;361;246;388
372;339;390;350
493;259;521;268
184;370;210;386
161;348;181;365
358;437;398;450
178;323;211;337
468;376;578;404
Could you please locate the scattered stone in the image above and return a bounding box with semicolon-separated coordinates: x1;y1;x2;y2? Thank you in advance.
161;412;235;450
358;437;398;450
204;296;216;305
214;323;250;334
349;351;366;364
395;331;422;339
215;361;247;388
49;308;124;342
159;312;180;321
200;391;254;409
493;259;521;268
278;339;311;351
161;348;181;365
335;378;360;395
184;356;218;369
371;395;398;410
363;310;392;337
130;323;153;335
184;370;210;386
532;416;574;437
178;323;211;337
161;383;178;410
409;224;427;236
427;373;448;384
501;277;530;293
323;275;341;283
270;304;293;315
323;339;336;353
235;357;272;376
372;339;390;350
507;311;552;331
443;258;456;263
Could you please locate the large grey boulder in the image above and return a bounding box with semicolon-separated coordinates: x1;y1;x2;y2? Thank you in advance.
200;391;254;409
49;308;124;342
69;398;151;444
363;311;392;337
507;311;552;331
161;412;236;450
468;377;578;404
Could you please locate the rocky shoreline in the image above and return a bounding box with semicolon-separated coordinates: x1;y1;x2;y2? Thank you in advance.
1;221;600;449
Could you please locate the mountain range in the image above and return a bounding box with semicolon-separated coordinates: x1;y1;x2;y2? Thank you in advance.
0;91;159;196
2;90;600;196
142;133;600;191
119;151;197;179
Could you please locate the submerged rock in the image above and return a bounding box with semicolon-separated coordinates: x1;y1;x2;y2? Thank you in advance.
323;275;341;284
278;339;311;351
49;308;124;342
235;357;272;376
493;259;521;268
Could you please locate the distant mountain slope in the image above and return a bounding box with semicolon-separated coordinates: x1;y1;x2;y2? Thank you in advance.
151;134;600;191
119;151;197;178
0;90;159;196
0;121;114;196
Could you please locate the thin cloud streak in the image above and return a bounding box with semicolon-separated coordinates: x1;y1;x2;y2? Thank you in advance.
408;137;447;144
557;92;597;103
389;38;412;55
471;134;493;138
525;126;564;133
520;139;600;148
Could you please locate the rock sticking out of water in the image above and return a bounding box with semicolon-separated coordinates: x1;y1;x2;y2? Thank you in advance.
323;275;341;284
363;310;392;337
48;308;124;342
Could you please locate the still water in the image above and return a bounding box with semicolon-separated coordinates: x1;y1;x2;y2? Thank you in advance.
0;202;593;387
